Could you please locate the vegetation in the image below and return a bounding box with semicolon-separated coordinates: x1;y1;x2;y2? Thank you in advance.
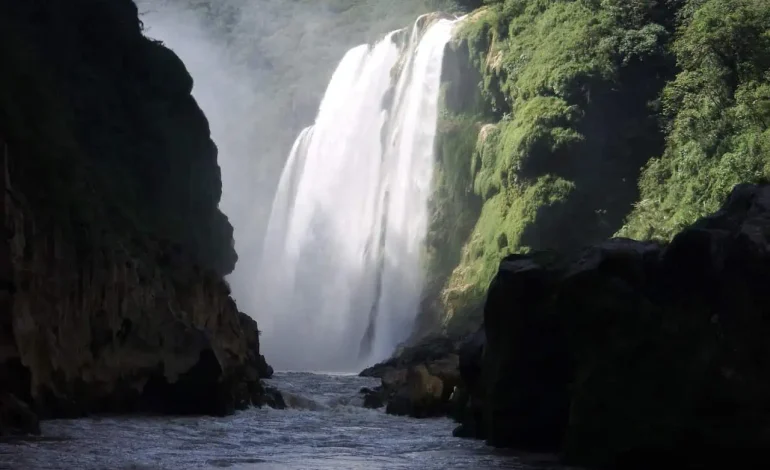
437;0;674;331
620;0;770;239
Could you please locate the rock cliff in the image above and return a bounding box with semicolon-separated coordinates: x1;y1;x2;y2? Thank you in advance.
0;0;271;434
454;183;770;468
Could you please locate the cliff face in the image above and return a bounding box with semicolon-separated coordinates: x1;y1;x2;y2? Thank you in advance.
1;0;236;276
454;183;770;468
357;1;769;466
0;0;270;433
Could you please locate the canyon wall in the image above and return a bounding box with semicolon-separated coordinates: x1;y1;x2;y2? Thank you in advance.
0;0;270;434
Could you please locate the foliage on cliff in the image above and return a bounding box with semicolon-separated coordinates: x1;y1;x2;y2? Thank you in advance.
437;0;674;331
0;0;236;275
620;0;770;240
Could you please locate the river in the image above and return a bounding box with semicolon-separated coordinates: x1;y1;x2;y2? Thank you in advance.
0;372;571;469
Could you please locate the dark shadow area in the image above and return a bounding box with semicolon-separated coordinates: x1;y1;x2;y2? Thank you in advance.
520;54;674;253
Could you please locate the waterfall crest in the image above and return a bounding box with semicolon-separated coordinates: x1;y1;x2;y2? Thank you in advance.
256;15;461;372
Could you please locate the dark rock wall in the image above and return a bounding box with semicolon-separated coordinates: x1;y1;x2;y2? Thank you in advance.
454;183;770;468
0;0;270;433
0;0;235;276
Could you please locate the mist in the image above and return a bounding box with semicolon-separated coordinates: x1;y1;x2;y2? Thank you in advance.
136;0;314;313
136;0;457;370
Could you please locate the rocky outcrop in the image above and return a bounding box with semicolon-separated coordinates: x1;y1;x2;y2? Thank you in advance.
450;328;485;438
0;0;271;434
385;365;445;418
359;335;461;417
454;183;770;468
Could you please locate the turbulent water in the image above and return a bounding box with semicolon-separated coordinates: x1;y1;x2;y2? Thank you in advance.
257;16;461;372
0;373;567;470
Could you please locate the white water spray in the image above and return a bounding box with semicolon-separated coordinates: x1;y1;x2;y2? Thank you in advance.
256;15;461;372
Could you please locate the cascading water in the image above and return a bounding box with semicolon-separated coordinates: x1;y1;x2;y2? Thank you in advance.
256;14;461;372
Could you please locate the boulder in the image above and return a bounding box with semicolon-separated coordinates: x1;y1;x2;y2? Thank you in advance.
360;334;461;417
360;387;386;409
360;335;456;378
385;365;445;418
259;386;286;410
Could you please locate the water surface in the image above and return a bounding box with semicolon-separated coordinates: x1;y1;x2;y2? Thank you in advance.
0;372;568;469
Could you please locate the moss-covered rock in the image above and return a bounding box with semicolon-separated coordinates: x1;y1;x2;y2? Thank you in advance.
424;0;673;334
417;38;487;338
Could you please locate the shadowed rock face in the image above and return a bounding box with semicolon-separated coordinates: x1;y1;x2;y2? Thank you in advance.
453;183;770;468
0;0;271;434
0;393;39;437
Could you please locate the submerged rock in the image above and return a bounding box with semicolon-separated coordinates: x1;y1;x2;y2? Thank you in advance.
455;183;770;468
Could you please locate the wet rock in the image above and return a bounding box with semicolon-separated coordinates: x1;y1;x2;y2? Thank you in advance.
259;386;286;410
425;354;461;401
0;393;40;436
360;387;386;409
381;368;408;391
451;329;486;439
281;391;326;411
360;335;461;417
385;365;445;418
360;335;455;378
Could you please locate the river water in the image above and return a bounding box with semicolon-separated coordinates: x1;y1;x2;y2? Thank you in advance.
0;372;568;470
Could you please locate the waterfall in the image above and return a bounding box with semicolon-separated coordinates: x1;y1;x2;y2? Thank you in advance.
256;14;461;372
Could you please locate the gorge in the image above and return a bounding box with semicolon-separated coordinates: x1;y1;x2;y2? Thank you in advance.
2;0;770;469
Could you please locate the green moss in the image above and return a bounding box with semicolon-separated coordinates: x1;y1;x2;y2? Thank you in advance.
444;174;575;331
425;111;482;292
418;69;486;335
438;0;672;331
